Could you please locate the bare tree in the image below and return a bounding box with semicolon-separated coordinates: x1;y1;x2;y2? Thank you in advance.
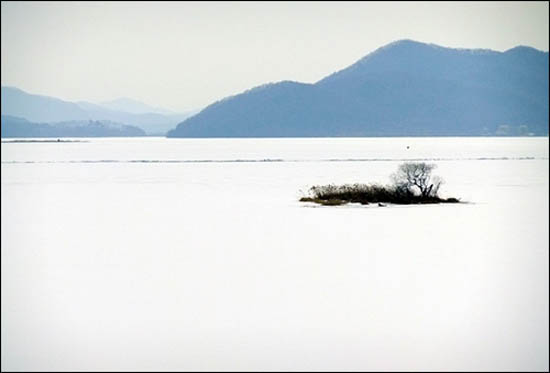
391;162;443;198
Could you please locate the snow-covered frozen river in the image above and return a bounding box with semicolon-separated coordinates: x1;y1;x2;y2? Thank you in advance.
2;137;548;371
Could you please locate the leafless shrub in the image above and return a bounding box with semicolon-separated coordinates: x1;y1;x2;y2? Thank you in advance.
391;162;444;198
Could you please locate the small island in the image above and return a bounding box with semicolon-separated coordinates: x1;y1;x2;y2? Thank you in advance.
300;162;460;206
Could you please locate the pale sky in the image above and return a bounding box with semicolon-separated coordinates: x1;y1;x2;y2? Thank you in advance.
1;1;548;112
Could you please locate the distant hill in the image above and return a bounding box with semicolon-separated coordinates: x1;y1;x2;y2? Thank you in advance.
0;87;195;135
98;97;175;115
167;40;549;137
1;87;89;123
1;115;146;137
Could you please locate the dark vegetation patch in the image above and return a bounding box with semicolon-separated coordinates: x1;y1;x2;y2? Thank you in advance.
300;162;461;206
299;197;349;206
300;183;460;205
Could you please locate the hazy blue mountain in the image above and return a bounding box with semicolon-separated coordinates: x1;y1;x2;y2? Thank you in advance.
1;115;145;137
98;97;174;115
168;40;548;137
1;87;90;123
1;87;196;135
74;100;194;135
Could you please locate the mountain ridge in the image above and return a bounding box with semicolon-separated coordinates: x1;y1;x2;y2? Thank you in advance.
98;97;175;115
168;39;548;138
1;86;197;135
1;115;146;138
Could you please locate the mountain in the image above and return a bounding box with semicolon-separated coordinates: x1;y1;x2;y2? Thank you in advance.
73;99;193;135
0;87;195;135
1;115;146;138
167;40;549;137
1;87;89;123
98;97;174;115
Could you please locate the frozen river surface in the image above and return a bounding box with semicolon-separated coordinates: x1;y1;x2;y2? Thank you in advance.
1;137;549;371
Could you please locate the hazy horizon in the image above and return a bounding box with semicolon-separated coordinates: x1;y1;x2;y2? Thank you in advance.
2;1;549;112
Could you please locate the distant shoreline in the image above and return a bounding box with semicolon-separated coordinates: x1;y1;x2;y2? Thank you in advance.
1;135;548;142
1;139;89;143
